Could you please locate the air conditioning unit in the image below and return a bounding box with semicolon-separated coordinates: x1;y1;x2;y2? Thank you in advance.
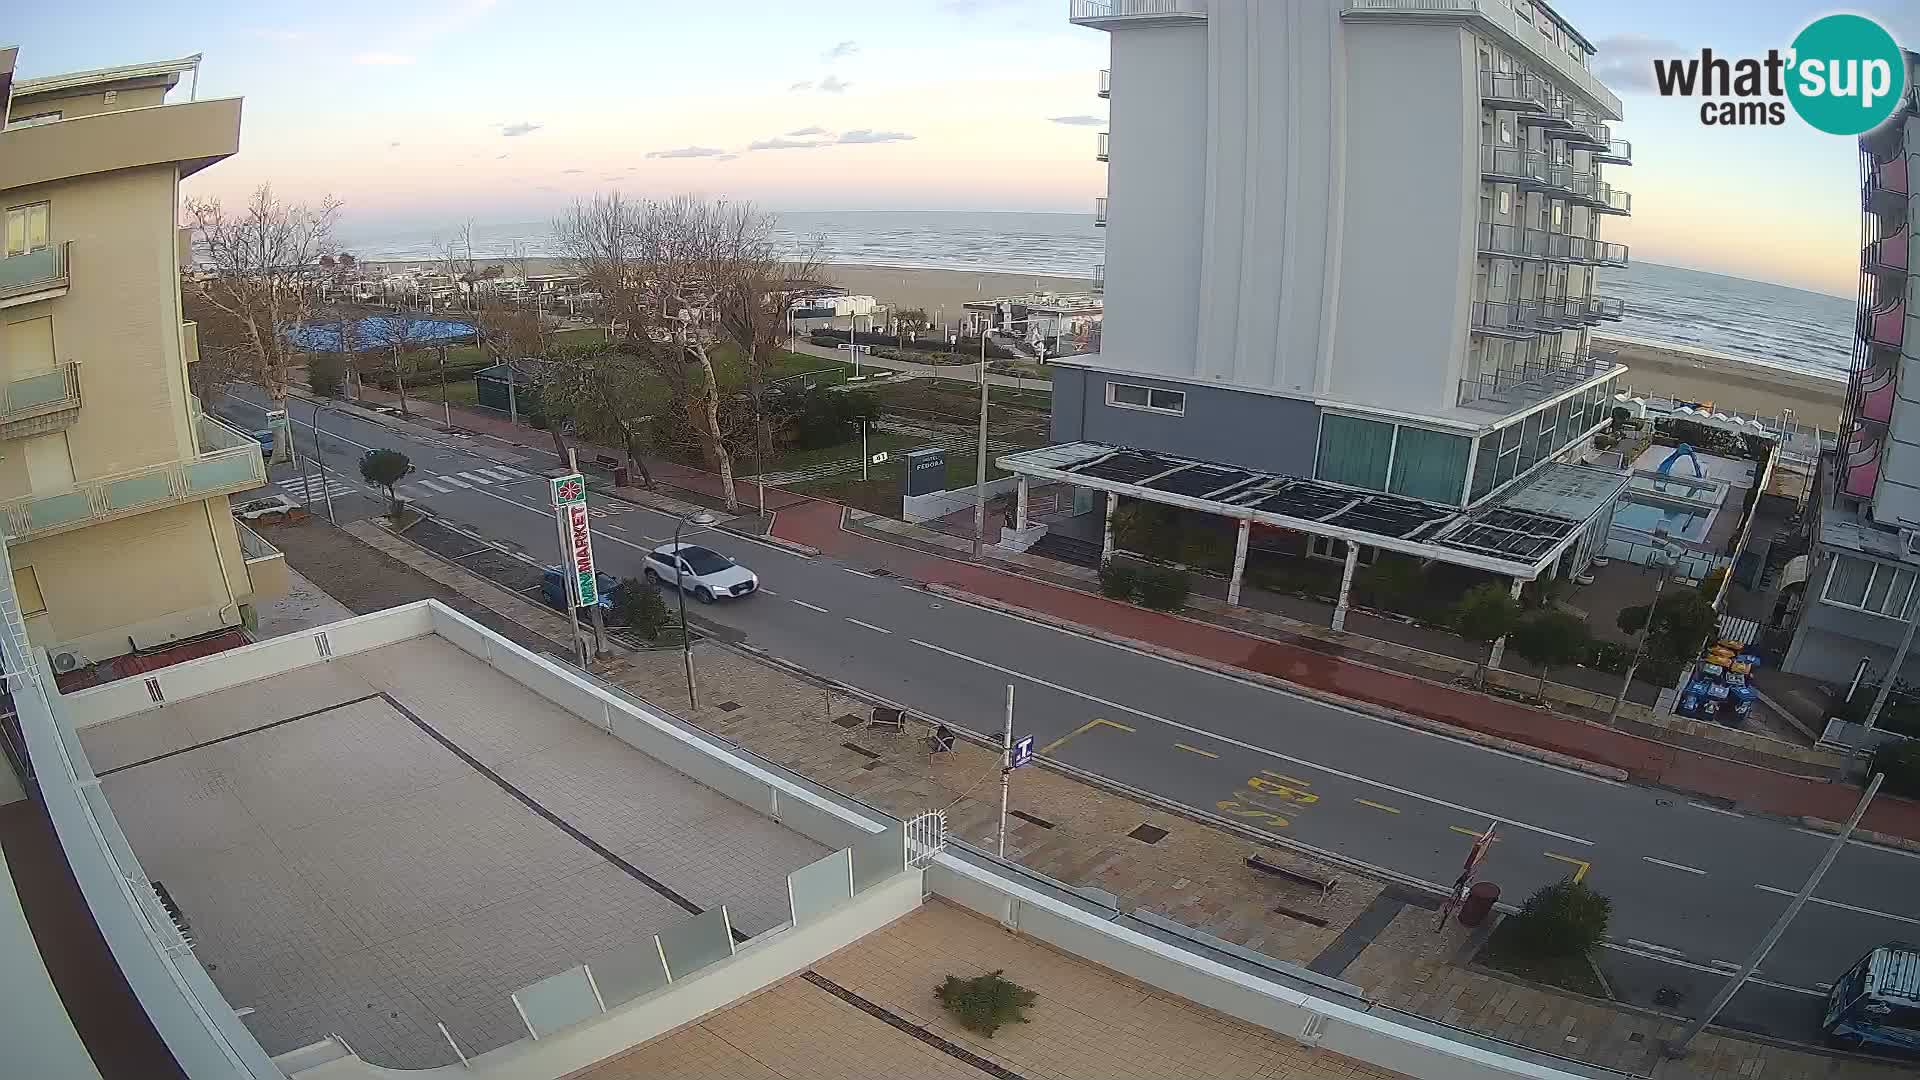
48;648;87;674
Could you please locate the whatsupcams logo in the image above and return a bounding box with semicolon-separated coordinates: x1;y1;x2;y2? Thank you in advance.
1651;14;1906;134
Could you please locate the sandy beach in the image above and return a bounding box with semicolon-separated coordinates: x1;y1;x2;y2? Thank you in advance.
367;257;1844;427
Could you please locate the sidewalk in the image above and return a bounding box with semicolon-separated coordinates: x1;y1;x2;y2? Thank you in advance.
273;516;1909;1080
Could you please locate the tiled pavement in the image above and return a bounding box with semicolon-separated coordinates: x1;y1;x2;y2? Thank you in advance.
78;635;827;1069
577;901;1405;1080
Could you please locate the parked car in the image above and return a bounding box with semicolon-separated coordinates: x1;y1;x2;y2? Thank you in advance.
643;543;758;603
253;430;275;458
541;567;619;613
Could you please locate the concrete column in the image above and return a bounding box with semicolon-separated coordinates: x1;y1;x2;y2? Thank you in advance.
1487;576;1525;670
1332;540;1360;632
1227;519;1251;607
1101;494;1116;565
1015;475;1030;531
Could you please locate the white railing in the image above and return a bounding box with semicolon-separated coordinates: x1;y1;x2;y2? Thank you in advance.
1070;0;1208;22
1097;131;1109;160
0;240;70;300
907;810;948;868
234;519;280;561
1341;0;1623;118
1094;196;1109;226
1098;68;1110;96
0;360;81;422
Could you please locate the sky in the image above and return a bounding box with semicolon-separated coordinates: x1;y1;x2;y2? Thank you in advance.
8;0;1917;297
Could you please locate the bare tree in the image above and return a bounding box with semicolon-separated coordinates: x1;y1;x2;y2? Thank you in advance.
184;186;340;427
706;204;824;466
539;348;660;490
365;308;436;418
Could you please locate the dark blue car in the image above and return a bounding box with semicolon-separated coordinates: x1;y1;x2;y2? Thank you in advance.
541;567;619;613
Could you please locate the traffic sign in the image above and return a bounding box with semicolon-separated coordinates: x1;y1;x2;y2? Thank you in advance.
870;452;890;465
1009;734;1035;770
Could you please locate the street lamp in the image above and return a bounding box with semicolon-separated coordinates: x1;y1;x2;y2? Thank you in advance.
972;327;991;558
673;510;719;710
1608;522;1680;725
308;399;340;525
836;342;871;378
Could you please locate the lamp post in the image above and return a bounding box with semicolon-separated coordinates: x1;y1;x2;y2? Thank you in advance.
972;327;991;558
1608;523;1679;725
674;510;718;710
308;399;339;525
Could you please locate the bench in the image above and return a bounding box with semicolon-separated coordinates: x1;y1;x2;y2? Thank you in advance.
593;453;622;471
867;706;908;735
1246;855;1339;901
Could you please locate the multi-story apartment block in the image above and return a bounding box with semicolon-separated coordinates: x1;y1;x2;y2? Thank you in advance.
1000;1;1634;622
0;47;283;677
1783;52;1920;687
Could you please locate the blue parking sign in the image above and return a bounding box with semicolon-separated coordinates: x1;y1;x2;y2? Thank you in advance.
1010;734;1035;770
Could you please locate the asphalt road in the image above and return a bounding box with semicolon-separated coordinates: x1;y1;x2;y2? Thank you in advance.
221;388;1920;1043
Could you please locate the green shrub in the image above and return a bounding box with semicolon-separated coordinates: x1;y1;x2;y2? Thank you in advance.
934;970;1036;1037
1871;741;1920;799
308;352;346;397
1503;879;1612;960
611;578;671;640
1137;567;1190;611
1098;563;1138;601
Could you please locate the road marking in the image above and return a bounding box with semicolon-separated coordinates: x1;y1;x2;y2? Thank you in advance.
758;588;779;596
791;599;830;613
1626;939;1684;956
418;478;453;493
1708;960;1744;972
908;637;1593;846
1544;852;1591;883
1642;856;1708;876
1173;743;1218;758
842;568;877;578
845;618;892;634
1753;884;1920;926
1688;801;1744;819
439;474;472;488
1039;718;1135;755
1261;770;1312;787
495;466;529;477
1793;826;1920;861
1449;825;1501;840
475;468;515;482
458;471;494;485
1355;799;1401;814
1600;943;1825;995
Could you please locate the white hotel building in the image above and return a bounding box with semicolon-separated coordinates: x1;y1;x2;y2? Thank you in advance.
1003;0;1637;610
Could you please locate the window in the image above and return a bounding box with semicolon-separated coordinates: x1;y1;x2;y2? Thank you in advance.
1317;414;1395;491
1470;433;1498;502
1309;535;1376;566
1552;204;1563;228
1498;190;1511;215
1499;120;1513;145
1389;426;1471;504
1106;381;1185;415
4;110;61;130
5;202;50;257
1823;554;1917;619
11;567;45;619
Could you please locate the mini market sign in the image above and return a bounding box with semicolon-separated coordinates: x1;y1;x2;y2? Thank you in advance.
549;473;598;607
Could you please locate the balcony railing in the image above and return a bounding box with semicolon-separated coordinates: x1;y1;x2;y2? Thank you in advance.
235;518;289;601
1092;264;1105;293
1094;196;1108;227
1585;296;1625;321
1458;349;1619;411
1535;296;1586;328
1070;0;1207;23
1471;299;1548;338
1098;68;1110;98
0;413;267;544
1560;115;1609;151
1341;1;1622;119
1554;170;1631;214
1477;67;1547;112
0;361;82;440
1594;138;1631;165
1590;239;1629;267
0;241;70;307
1477;221;1549;259
1097;131;1109;161
1480;145;1554;187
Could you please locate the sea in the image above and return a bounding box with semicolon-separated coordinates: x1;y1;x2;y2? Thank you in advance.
344;210;1854;384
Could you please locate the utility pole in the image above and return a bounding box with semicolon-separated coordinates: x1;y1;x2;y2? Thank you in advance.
972;329;991;558
1864;594;1920;732
440;345;452;430
507;360;520;428
310;401;337;525
1609;523;1675;726
861;419;870;482
1666;773;1884;1058
998;683;1015;858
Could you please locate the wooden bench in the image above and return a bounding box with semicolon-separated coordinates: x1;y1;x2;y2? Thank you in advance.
593;453;622;471
1246;855;1338;901
867;706;908;735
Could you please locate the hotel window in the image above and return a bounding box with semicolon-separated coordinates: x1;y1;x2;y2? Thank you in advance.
1389;426;1471;504
1106;381;1184;415
1552;204;1564;228
5;202;50;257
1498;190;1512;215
1822;555;1917;619
1317;414;1395;492
1499;120;1513;145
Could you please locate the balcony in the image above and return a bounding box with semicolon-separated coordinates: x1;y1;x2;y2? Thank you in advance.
1866;225;1908;276
1478;67;1546;112
1097;131;1109;161
0;241;70;309
1854;364;1896;425
1866;155;1908;216
0;361;82;442
1558;171;1631;214
1458;349;1620;412
1342;0;1622;120
1594;138;1631;165
1069;0;1207;28
1862;300;1904;351
1094;196;1108;227
1092;263;1105;294
1585;296;1625;321
1519;91;1580;131
1098;68;1109;98
0;413;267;545
1479;145;1553;188
234;519;288;603
1471;299;1549;338
1536;296;1586;328
1560;115;1610;152
0;97;242;191
1477;221;1550;259
1590;240;1629;267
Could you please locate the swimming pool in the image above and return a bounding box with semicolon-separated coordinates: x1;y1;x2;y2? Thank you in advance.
284;315;476;352
1611;498;1710;541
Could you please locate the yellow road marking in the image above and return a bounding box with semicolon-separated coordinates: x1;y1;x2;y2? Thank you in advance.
1450;825;1501;840
1544;852;1591;883
1039;718;1135;755
1355;798;1401;814
1260;770;1313;786
1173;742;1218;758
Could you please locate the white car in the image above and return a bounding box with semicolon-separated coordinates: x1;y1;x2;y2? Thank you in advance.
643;542;759;603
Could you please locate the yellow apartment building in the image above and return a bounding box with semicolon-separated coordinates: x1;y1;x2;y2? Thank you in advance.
0;47;284;677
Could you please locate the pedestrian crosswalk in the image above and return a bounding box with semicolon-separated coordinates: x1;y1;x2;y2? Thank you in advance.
404;465;532;497
277;476;362;504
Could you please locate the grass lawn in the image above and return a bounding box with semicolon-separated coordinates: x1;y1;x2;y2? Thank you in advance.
1475;920;1609;999
867;379;1052;425
743;430;916;476
797;448;1013;516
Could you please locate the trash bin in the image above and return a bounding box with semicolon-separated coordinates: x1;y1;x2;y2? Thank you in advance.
613;466;631;487
1459;881;1500;927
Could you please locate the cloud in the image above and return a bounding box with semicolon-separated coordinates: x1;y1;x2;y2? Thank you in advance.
822;40;859;60
1048;114;1104;126
786;125;828;136
496;153;511;159
818;75;851;93
750;136;832;150
388;141;402;149
1589;33;1683;93
352;51;416;65
562;168;585;174
789;80;813;92
500;121;543;137
646;145;727;159
717;154;739;161
837;129;915;144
